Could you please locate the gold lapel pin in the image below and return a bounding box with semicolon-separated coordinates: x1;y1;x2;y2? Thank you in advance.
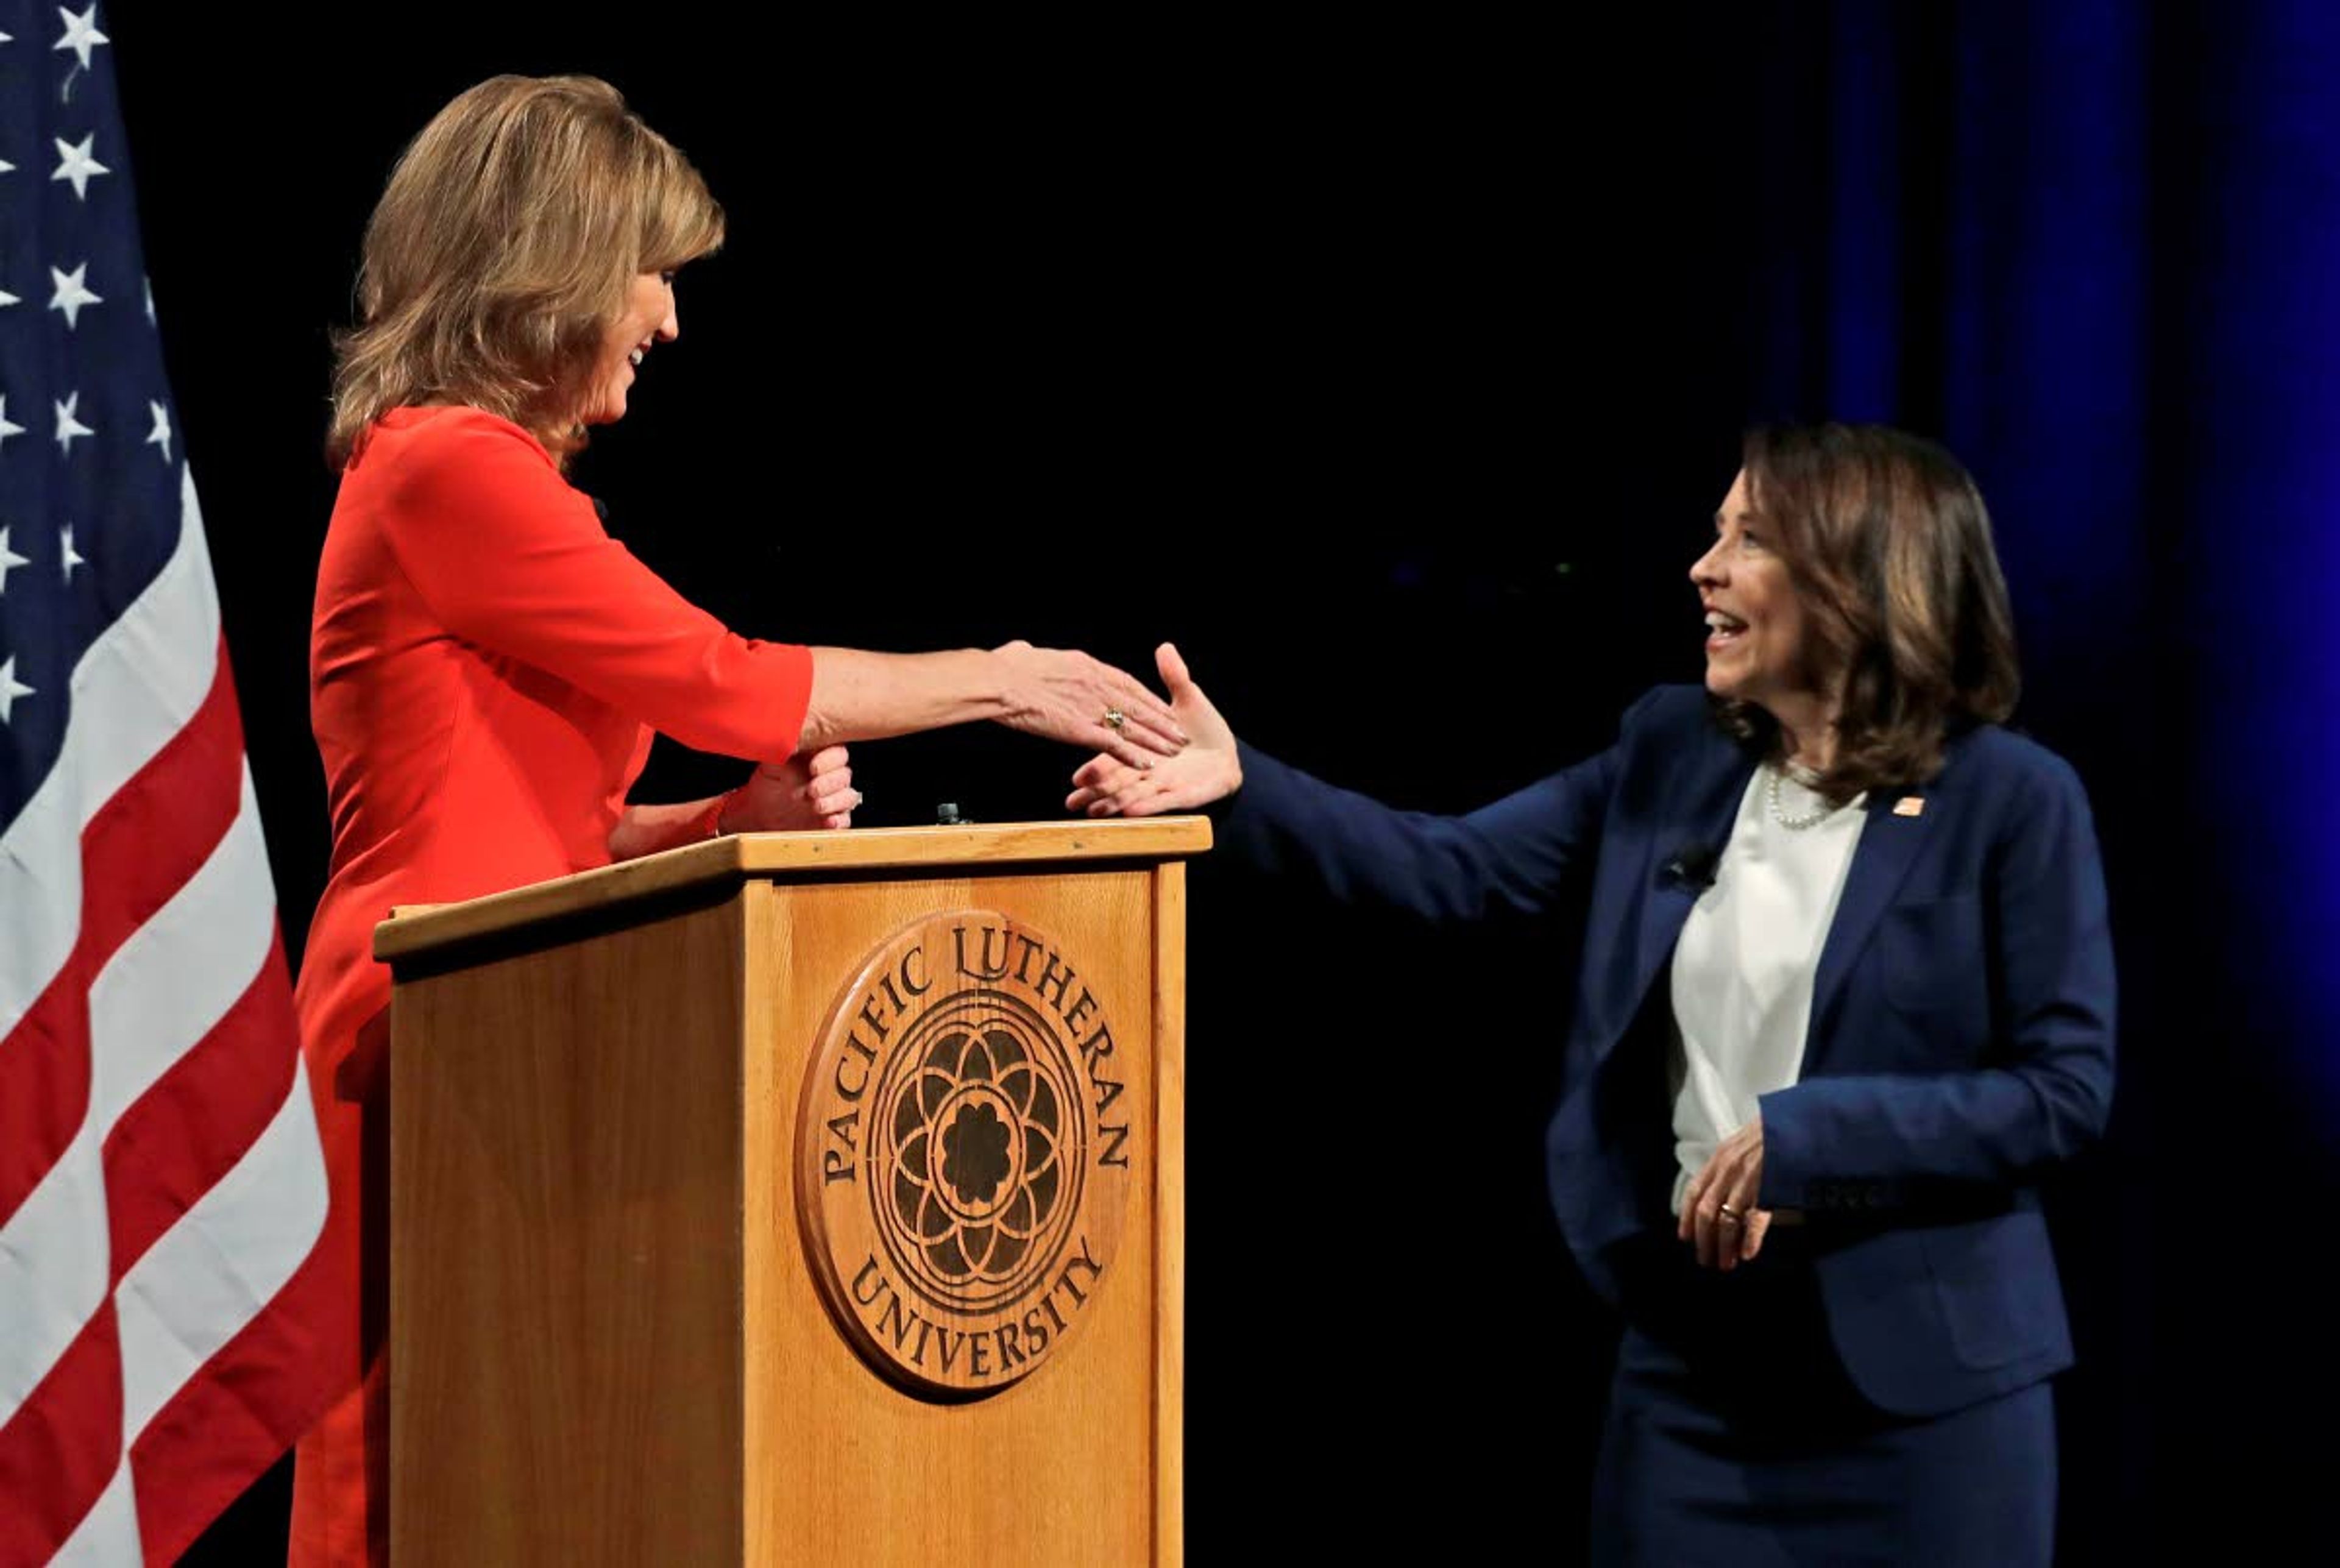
1893;796;1925;818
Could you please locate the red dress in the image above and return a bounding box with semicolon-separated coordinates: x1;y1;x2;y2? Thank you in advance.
287;407;812;1564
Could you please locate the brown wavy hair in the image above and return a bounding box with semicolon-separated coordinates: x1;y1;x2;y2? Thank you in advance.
325;74;724;467
1718;424;2022;799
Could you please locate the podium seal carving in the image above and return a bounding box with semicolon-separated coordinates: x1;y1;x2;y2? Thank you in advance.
798;910;1133;1396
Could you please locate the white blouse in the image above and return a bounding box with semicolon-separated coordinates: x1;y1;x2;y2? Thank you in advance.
1667;764;1867;1216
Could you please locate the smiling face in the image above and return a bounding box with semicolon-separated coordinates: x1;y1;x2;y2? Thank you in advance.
579;269;679;426
1690;467;1829;728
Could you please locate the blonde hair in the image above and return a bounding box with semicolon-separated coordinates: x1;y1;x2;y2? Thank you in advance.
326;74;723;466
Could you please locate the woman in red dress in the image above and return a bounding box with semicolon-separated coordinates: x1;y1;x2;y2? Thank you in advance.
288;74;1182;1564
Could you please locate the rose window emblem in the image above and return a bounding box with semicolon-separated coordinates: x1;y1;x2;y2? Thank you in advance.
894;1028;1062;1280
871;993;1084;1313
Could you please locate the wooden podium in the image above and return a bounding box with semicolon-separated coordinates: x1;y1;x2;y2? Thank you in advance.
373;819;1208;1565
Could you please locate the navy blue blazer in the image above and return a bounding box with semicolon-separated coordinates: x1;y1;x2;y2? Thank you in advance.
1217;684;2115;1418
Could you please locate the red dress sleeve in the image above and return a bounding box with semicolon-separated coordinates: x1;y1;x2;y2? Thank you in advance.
370;410;813;761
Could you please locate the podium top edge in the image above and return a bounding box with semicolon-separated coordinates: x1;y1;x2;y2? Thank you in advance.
372;815;1213;963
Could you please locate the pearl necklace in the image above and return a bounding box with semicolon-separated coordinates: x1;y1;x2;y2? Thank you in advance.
1766;764;1843;831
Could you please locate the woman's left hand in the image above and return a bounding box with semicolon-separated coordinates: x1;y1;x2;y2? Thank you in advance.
727;745;860;831
1680;1114;1770;1271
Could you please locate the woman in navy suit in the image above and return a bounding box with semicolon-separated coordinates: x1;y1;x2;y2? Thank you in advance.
1070;424;2114;1565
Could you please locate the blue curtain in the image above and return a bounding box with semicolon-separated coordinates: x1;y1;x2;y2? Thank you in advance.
1720;2;2339;1552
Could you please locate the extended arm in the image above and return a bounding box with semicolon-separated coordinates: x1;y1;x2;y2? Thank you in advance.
1071;644;1632;926
381;414;1184;770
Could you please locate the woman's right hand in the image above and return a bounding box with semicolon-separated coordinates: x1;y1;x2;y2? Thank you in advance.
726;744;860;832
992;639;1188;770
1065;643;1241;817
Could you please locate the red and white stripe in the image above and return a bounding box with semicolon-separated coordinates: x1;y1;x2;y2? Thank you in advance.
0;472;343;1565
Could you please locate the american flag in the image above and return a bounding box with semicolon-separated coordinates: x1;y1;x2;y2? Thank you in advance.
0;5;345;1562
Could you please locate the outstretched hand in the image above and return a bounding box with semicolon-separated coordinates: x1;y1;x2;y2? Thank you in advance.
1065;643;1241;817
993;640;1188;770
727;745;860;832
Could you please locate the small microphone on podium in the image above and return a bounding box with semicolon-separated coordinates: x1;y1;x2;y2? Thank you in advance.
1662;842;1720;893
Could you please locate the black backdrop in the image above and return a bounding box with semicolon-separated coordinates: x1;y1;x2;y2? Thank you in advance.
101;9;2298;1564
